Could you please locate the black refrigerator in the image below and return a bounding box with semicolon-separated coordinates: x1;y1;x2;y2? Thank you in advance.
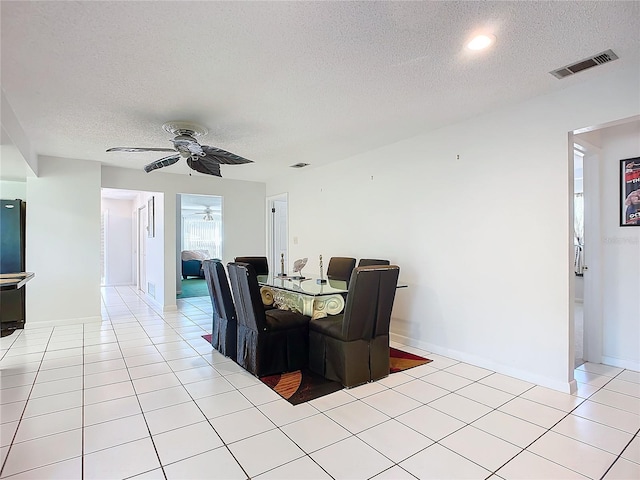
1;199;26;332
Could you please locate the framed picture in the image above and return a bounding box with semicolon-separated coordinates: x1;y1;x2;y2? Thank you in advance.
147;196;155;237
621;157;640;226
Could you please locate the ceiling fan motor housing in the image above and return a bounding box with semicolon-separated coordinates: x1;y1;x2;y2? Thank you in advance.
107;120;252;177
172;134;206;158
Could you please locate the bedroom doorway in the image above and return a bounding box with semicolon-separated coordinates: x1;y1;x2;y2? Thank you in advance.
177;193;223;298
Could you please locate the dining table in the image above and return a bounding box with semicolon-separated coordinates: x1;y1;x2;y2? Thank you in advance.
257;274;348;319
258;273;407;320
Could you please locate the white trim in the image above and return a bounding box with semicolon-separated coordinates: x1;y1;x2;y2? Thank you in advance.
267;192;289;276
24;316;102;329
601;356;640;372
142;293;163;311
579;143;604;365
390;331;577;394
573;115;640;135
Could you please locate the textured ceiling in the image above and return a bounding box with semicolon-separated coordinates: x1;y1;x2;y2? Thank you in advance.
1;1;639;182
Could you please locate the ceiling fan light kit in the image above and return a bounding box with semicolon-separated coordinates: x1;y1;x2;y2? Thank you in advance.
107;121;253;177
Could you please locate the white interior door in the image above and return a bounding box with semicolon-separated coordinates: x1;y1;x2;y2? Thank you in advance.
268;194;288;275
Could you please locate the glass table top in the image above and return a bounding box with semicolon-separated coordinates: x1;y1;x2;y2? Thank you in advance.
257;275;348;296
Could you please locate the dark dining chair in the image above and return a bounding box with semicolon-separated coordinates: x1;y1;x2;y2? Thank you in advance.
203;260;237;358
326;257;356;283
358;259;390;267
234;256;269;276
368;265;400;382
227;262;311;377
308;264;400;387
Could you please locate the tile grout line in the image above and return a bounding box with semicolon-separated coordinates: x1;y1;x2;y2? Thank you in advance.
130;285;252;480
0;328;60;478
597;427;640;479
4;288;638;479
113;286;169;480
486;377;636;479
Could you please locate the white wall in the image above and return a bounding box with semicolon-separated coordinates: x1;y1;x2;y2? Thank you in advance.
599;121;640;369
101;166;266;311
143;191;165;306
101;197;135;286
0;180;27;200
26;156;102;324
266;65;640;392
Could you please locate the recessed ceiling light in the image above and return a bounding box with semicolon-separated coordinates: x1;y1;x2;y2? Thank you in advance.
466;34;496;51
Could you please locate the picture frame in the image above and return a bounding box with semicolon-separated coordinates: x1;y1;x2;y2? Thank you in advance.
620;157;640;227
147;196;155;237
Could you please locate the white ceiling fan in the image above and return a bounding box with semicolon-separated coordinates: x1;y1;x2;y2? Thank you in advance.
107;121;253;177
185;206;220;221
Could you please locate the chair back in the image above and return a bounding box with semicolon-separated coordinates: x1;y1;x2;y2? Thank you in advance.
358;259;390;267
227;262;268;332
203;260;236;323
326;257;356;282
234;256;269;276
341;265;399;341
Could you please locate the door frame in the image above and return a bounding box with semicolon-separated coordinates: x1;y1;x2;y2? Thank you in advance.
267;193;288;276
137;204;147;293
573;136;603;365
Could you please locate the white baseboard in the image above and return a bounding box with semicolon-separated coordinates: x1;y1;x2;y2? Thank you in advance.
24;316;103;329
390;332;576;394
163;304;178;313
602;356;640;372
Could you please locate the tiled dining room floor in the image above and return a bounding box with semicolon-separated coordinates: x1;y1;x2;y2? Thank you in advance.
1;286;639;479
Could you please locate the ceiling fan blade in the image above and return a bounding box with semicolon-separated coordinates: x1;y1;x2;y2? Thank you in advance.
187;157;221;177
143;154;181;173
201;145;254;165
107;147;176;153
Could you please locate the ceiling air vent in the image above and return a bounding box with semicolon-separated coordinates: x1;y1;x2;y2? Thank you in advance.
290;162;310;168
550;49;618;79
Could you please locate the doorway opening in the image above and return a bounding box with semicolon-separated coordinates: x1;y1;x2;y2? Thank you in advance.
177;193;223;299
571;114;640;374
101;188;162;301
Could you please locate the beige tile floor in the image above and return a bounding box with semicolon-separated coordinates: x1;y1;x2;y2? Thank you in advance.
0;285;638;479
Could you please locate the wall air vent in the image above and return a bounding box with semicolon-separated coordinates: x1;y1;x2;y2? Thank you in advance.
550;49;619;79
290;163;310;168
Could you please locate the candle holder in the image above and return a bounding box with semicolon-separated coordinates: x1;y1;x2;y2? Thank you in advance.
317;254;327;284
277;252;287;277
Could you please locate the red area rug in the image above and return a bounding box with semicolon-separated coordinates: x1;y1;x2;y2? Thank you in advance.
202;334;432;405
